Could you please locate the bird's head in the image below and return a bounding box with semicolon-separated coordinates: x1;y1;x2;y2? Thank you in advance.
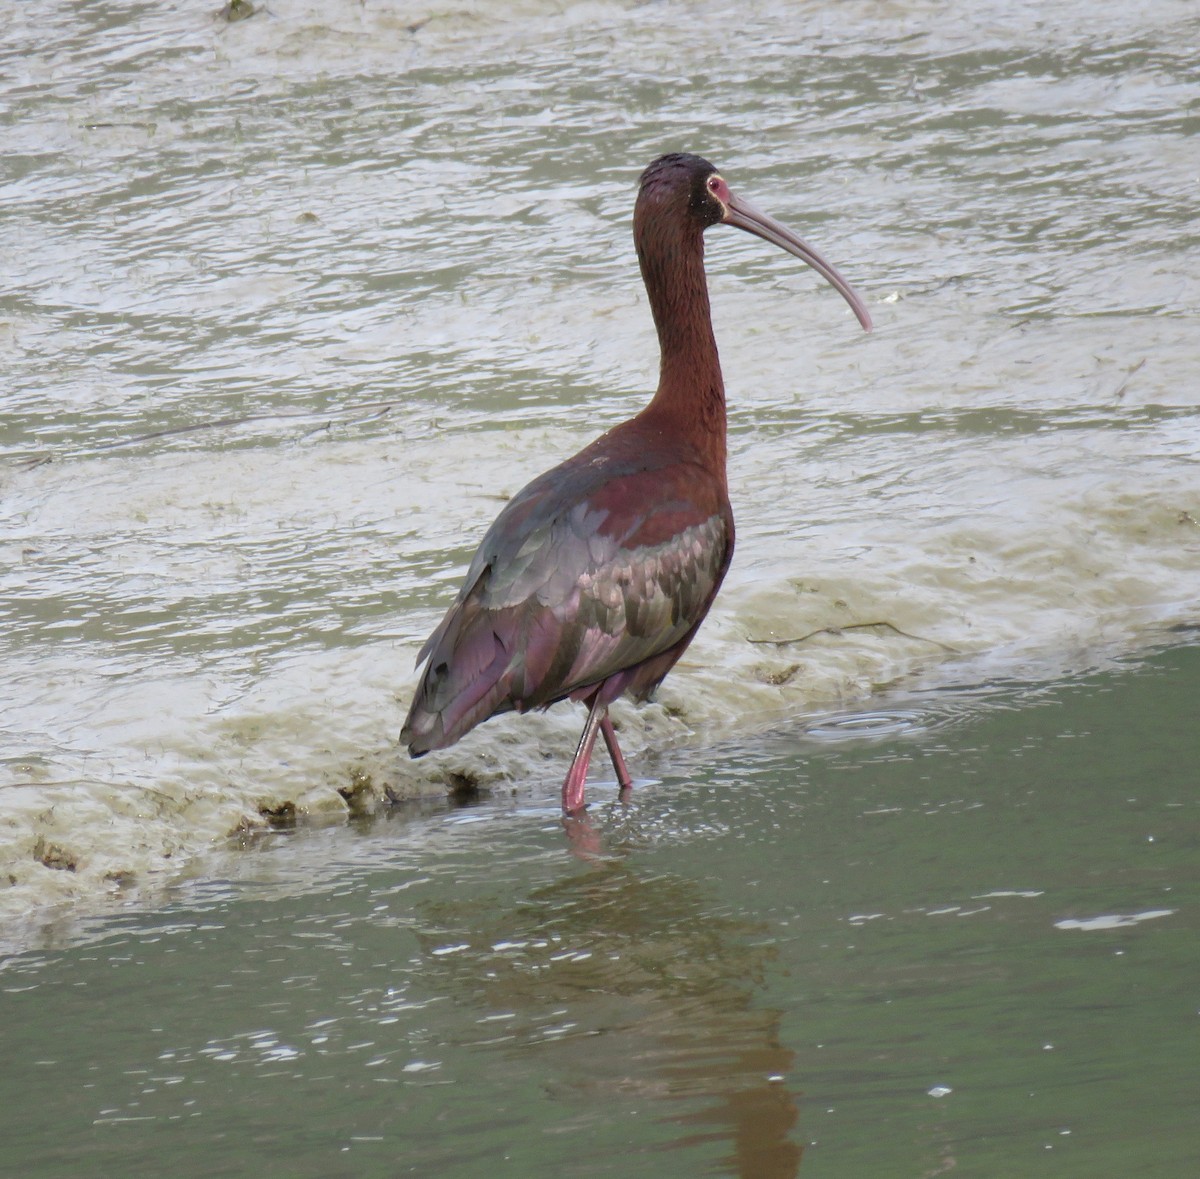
636;153;872;332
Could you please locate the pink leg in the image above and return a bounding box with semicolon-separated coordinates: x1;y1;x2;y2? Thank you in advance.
562;694;606;813
599;713;632;791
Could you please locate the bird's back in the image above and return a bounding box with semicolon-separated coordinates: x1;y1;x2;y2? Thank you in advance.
401;423;734;755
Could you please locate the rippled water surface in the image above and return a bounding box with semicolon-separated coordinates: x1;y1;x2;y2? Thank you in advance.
1;2;1198;1164
2;644;1198;1176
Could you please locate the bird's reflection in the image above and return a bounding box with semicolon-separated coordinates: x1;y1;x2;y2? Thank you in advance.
411;840;802;1176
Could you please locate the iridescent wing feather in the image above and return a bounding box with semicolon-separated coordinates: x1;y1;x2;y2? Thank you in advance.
402;445;733;754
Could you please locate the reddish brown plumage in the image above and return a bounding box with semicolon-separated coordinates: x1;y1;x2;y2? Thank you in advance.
402;153;870;812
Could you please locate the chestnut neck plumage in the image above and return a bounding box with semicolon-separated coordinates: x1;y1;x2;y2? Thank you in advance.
632;205;727;476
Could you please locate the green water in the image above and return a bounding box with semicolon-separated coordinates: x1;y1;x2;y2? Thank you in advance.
3;643;1196;1177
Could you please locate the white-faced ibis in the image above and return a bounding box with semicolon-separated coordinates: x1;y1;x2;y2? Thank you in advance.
402;153;871;813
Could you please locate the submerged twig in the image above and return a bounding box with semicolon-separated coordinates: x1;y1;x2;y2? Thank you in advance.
93;401;398;452
4;401;403;470
747;620;960;654
1112;357;1146;401
14;454;54;470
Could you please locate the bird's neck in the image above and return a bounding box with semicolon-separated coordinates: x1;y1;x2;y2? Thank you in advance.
636;219;727;472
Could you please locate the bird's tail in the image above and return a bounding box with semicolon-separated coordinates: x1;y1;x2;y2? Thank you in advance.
401;622;516;756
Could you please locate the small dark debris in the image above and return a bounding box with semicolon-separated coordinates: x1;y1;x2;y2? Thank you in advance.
445;771;481;802
104;870;137;889
33;836;76;872
216;0;255;22
338;767;375;817
258;800;298;829
229;816;263;846
758;663;801;686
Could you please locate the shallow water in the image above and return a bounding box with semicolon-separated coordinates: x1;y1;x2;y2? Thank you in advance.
2;2;1198;945
2;644;1198;1176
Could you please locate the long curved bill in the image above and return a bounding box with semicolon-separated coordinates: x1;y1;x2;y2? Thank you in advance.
724;191;873;332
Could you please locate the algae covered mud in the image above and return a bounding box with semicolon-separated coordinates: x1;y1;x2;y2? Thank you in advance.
2;0;1198;946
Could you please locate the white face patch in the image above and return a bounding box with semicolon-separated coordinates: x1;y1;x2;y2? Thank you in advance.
706;173;732;214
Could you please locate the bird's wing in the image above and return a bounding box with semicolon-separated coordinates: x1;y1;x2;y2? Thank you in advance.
402;453;732;753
